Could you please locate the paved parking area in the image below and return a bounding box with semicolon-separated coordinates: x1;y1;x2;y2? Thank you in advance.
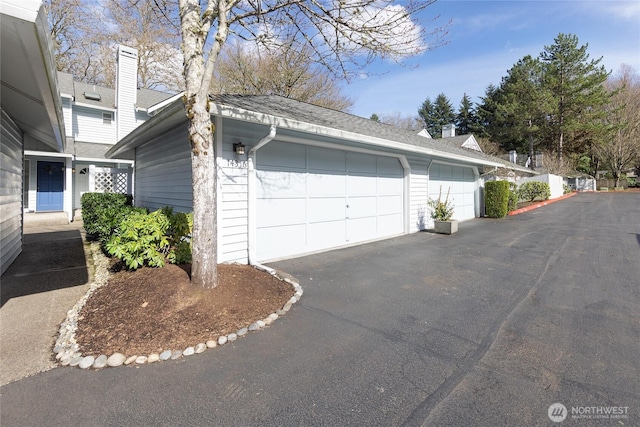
1;193;638;426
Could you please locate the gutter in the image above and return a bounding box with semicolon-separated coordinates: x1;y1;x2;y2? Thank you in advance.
247;125;277;265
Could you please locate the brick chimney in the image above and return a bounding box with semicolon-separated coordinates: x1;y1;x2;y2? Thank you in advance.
115;45;138;141
442;124;455;138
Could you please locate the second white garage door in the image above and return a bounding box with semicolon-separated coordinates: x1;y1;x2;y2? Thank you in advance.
429;163;477;221
256;142;404;261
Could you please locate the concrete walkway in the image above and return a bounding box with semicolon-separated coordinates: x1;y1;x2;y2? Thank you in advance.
0;219;92;386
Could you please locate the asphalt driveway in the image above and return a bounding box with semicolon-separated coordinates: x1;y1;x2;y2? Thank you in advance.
1;193;638;426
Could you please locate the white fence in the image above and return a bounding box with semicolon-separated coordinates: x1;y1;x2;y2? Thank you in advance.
519;173;564;199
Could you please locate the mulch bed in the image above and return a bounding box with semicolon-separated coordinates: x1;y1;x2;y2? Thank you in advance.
75;263;294;357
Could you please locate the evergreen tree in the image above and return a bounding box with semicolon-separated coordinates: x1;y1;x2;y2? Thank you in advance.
434;93;455;137
418;98;435;135
540;33;611;160
473;84;501;140
494;55;551;158
455;93;475;135
370;113;380;122
418;93;455;137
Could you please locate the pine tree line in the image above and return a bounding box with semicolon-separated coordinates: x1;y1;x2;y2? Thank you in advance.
416;33;636;177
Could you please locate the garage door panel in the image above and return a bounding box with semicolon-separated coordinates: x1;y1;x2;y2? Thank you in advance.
378;195;403;215
378;176;403;195
307;172;346;196
347;196;377;219
308;221;346;251
257;224;306;260
309;147;346;171
377;157;403;176
308;197;346;222
256;170;306;197
258;141;306;169
378;213;404;236
347;152;377;173
347;174;377;196
257;198;306;227
348;217;377;242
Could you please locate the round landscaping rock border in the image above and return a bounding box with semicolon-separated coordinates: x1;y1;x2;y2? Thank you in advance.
53;243;303;370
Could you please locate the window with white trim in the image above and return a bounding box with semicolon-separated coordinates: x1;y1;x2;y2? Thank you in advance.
103;112;112;125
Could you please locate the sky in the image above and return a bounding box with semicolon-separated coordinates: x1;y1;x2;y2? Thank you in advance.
345;0;640;119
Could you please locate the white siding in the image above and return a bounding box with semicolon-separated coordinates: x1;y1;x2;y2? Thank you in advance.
134;124;192;212
1;109;23;274
409;159;429;232
62;97;73;137
116;46;138;141
218;119;270;264
73;105;116;145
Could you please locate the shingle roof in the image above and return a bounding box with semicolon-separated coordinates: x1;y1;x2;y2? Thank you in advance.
209;94;498;165
56;71;175;109
57;72;75;96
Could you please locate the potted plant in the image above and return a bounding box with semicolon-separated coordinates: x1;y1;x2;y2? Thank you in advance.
428;186;457;234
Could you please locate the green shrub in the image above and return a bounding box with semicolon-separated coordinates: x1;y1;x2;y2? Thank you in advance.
563;184;572;194
104;207;193;270
105;210;171;269
518;181;551;202
508;182;519;212
80;192;145;243
160;207;193;265
485;180;510;218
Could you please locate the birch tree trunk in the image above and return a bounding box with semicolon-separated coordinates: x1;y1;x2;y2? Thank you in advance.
179;0;230;288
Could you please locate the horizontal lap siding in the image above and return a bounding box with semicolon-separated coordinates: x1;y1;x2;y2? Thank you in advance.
1;109;23;274
218;119;269;264
135;124;192;212
408;159;429;232
73;106;116;145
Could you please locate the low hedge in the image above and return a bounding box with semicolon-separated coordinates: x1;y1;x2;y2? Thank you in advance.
80;192;145;244
485;180;510;218
518;181;551;202
508;182;518;212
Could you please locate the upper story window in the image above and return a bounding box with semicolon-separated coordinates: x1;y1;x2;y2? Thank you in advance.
103;112;112;125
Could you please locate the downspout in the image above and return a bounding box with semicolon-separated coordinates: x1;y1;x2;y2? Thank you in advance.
247;125;277;264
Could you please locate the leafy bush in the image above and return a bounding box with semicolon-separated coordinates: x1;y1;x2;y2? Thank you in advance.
485;180;510;218
80;193;145;243
428;186;454;221
518;181;551;202
508;182;519;212
161;207;193;265
104;207;193;270
105;210;170;269
563;183;572;194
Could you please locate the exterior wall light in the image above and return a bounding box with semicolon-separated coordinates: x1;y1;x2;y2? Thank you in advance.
233;142;246;155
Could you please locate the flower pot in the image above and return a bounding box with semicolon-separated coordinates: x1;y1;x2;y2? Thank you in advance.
434;219;458;235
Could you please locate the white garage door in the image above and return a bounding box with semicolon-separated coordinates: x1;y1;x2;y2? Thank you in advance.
429;163;477;221
256;142;404;261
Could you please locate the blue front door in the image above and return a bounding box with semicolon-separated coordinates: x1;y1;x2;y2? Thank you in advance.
37;161;64;211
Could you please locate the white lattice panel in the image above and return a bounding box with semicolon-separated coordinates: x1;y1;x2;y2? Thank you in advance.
94;170;129;194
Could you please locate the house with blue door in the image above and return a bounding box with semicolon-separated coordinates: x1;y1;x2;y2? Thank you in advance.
107;95;526;265
22;45;178;221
